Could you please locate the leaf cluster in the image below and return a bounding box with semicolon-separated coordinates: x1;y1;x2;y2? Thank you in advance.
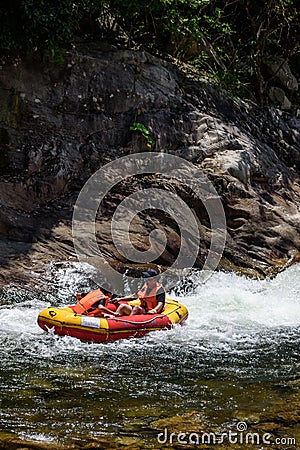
0;0;299;104
130;122;153;147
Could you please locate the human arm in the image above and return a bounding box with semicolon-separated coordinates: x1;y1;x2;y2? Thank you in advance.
109;293;138;304
147;302;164;314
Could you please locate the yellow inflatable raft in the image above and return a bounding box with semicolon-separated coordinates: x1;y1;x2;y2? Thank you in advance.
38;298;188;343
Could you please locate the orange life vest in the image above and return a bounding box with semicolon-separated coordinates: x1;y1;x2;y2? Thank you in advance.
73;289;110;316
137;281;165;312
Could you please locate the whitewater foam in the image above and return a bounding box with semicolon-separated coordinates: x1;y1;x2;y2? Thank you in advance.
0;264;299;358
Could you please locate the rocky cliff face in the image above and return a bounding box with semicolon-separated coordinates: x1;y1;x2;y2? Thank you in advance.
0;43;300;287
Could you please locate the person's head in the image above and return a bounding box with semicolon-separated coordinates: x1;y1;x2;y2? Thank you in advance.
142;269;158;284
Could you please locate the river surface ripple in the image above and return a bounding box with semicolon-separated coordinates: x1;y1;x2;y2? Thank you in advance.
0;264;299;444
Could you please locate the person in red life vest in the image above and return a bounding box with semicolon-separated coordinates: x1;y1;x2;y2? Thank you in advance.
112;269;166;316
73;287;117;317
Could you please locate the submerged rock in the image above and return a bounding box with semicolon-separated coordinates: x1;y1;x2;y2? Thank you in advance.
0;432;74;450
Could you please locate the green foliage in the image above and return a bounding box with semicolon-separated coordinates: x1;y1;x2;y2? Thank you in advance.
105;0;300;103
0;0;299;104
130;122;153;147
0;0;80;55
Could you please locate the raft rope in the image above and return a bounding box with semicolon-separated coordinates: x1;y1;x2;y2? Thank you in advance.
108;315;166;325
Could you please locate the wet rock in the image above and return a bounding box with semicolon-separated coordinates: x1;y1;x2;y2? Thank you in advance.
0;432;74;450
150;410;206;432
0;46;300;287
233;379;300;449
81;436;119;449
115;436;144;447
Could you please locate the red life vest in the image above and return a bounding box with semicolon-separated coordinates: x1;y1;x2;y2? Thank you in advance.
137;281;165;312
73;289;110;316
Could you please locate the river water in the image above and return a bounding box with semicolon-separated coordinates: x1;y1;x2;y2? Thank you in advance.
0;264;299;447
